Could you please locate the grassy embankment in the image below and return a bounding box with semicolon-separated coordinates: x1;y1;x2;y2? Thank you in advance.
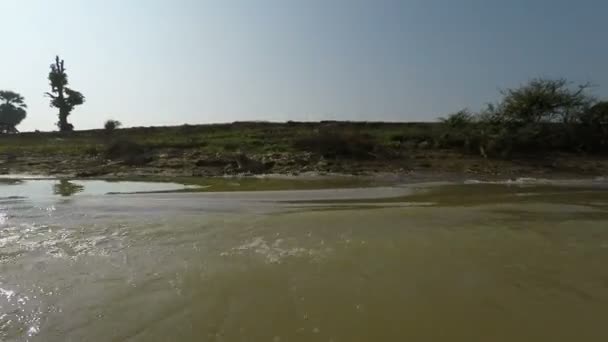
0;121;606;185
0;121;421;156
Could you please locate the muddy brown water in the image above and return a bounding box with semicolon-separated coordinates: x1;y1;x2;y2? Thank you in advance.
1;178;608;341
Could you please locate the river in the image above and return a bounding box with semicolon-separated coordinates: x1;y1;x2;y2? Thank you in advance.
1;178;608;341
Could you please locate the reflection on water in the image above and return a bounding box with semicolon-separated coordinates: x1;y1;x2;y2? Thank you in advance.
52;180;85;197
0;178;193;198
0;180;607;341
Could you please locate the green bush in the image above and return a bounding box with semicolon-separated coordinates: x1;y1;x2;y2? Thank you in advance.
440;78;605;157
440;109;475;128
438;110;477;150
104;119;122;132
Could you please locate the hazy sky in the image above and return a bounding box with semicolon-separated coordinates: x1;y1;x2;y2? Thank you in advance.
1;0;607;131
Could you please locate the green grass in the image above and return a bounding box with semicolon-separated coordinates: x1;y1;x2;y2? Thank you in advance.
0;121;441;156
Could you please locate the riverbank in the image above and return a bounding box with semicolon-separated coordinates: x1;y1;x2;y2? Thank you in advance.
1;122;607;181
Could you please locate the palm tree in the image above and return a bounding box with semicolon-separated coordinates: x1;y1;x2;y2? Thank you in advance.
0;91;27;133
0;91;27;109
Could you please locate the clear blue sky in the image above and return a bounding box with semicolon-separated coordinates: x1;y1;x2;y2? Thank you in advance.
1;0;607;131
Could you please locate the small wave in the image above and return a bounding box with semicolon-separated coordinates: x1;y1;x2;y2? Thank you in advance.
514;192;540;197
221;237;325;264
464;177;608;186
464;177;553;185
0;197;28;207
0;285;42;340
0;174;54;180
0;222;128;260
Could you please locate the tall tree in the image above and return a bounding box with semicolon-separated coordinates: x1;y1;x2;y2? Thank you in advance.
0;90;27;133
46;56;85;131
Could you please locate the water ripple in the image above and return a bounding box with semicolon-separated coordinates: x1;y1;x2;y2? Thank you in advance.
221;237;327;264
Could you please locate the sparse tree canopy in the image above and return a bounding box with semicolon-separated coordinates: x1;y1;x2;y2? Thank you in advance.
46;56;85;132
496;78;593;125
439;78;607;156
0;90;27;133
441;109;475;128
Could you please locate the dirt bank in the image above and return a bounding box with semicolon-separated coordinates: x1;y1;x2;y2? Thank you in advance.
1;148;607;182
0;122;607;181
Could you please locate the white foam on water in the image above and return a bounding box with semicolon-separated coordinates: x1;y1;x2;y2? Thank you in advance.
464;177;608;187
0;221;129;261
0;288;15;301
465;177;553;185
221;237;325;264
0;285;42;340
0;174;56;180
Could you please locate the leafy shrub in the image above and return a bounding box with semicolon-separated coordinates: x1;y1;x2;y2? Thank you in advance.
438;110;478;150
104;119;122;132
497;78;592;124
440;78;604;157
440;109;475;128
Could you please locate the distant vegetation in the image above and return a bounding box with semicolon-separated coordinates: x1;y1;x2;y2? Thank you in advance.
104;119;122;132
0;91;27;133
440;78;608;157
0;121;417;156
46;56;85;132
0;72;607;175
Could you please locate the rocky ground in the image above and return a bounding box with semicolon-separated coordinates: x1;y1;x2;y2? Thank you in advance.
2;147;607;181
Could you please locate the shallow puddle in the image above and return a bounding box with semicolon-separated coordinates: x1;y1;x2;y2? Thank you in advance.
0;178;195;198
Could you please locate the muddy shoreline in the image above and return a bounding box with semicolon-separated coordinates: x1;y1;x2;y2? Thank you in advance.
1;149;607;185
